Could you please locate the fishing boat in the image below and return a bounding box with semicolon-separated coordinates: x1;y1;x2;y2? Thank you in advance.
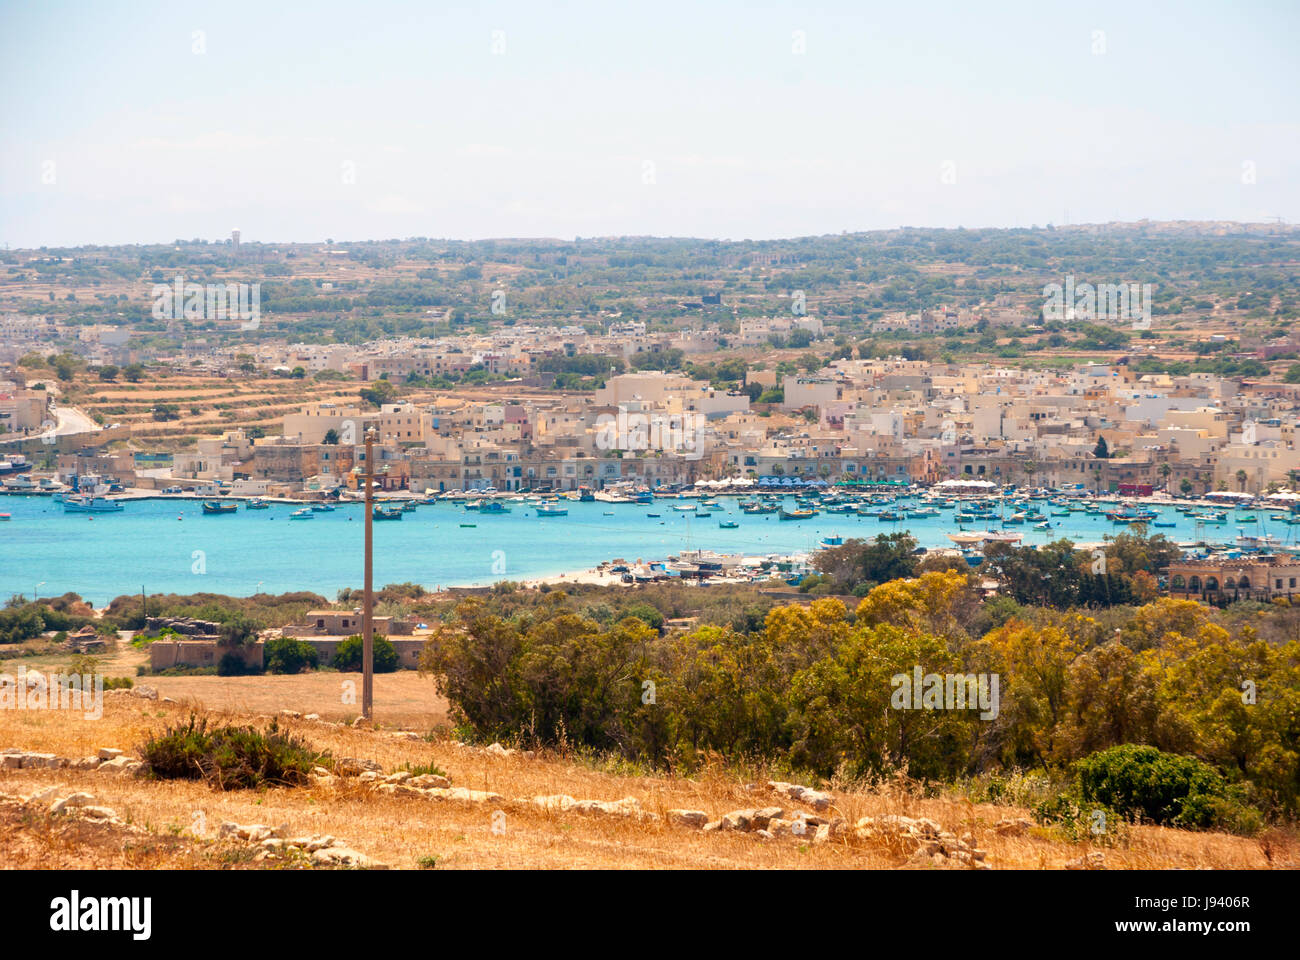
780;508;818;521
64;496;125;514
645;512;661;518
310;503;336;513
821;535;844;546
672;503;698;512
460;523;477;528
907;507;940;518
1152;521;1177;528
1033;521;1052;530
742;503;780;514
244;499;270;510
289;508;314;520
201;501;238;515
718;520;739;529
877;510;902;521
0;513;9;521
947;533;985;546
535;504;568;517
578;487;595;502
373;506;404;520
694;512;711;519
401;501;418;512
962;549;984;567
478;501;511;514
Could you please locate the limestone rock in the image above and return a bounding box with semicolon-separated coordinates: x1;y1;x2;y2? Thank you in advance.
1065;852;1106;870
993;817;1033;837
667;809;709;829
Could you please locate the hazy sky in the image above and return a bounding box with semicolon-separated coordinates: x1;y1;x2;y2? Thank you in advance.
2;0;1297;247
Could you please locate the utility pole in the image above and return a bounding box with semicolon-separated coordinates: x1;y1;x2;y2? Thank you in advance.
362;427;375;721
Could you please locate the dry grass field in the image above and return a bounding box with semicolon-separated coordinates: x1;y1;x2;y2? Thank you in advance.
2;692;1294;871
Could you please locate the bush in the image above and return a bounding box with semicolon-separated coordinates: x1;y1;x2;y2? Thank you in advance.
103;676;133;690
333;634;398;673
140;715;327;789
265;637;320;675
217;651;257;676
1074;744;1231;828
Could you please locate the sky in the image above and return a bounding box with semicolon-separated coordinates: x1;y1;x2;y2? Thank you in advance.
1;0;1298;248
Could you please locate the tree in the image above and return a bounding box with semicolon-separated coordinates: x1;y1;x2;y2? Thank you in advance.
122;363;145;383
1236;469;1248;492
1180;478;1193;496
1093;436;1110;459
359;380;397;408
323;428;340;445
334;634;399;672
97;365;119;382
265;636;320;674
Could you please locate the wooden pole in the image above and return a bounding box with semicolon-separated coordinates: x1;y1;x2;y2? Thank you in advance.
363;428;374;720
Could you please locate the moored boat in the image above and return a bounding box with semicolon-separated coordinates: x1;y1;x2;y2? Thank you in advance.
64;496;126;514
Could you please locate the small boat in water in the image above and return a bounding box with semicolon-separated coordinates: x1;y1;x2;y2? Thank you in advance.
64;496;126;514
244;499;270;510
780;508;818;521
373;506;404;520
719;520;739;529
535;504;568;517
478;501;511;514
821;535;844;546
310;503;336;513
289;508;314;520
201;501;238;515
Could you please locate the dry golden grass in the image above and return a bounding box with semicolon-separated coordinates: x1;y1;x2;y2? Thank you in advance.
2;694;1294;870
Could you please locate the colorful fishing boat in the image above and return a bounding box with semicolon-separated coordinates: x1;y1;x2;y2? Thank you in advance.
780;508;818;521
535;504;568;517
201;501;238;515
373;506;404;520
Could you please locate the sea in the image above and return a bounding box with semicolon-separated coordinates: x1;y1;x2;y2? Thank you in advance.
0;494;1282;605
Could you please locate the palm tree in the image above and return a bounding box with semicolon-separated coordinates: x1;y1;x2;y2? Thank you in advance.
1236;469;1249;493
1159;462;1172;493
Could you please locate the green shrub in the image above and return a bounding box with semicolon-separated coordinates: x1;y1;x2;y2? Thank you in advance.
1032;793;1128;845
103;676;134;690
399;761;448;778
265;637;320;675
1074;744;1230;828
333;634;398;673
140;715;327;789
217;651;257;676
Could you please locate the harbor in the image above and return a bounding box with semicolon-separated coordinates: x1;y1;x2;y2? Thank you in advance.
5;479;1300;601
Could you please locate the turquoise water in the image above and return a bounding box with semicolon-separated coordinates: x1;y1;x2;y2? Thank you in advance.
0;494;1286;604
